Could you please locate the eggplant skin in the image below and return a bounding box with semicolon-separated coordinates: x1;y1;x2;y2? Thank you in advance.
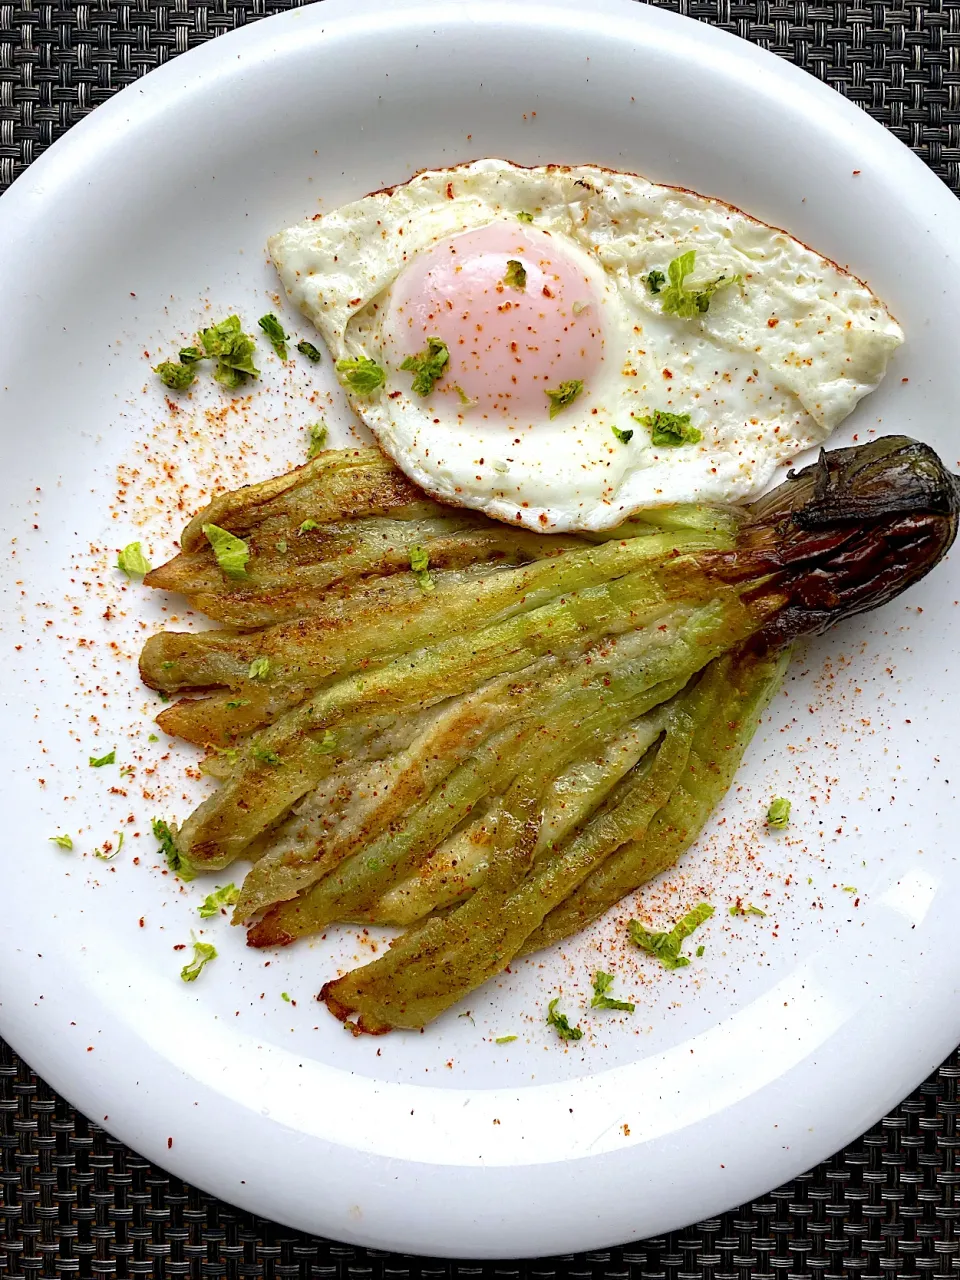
705;435;960;647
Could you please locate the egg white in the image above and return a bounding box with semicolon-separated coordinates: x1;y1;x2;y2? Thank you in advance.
269;159;903;532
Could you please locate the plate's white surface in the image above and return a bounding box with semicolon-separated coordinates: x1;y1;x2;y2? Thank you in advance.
2;0;960;1257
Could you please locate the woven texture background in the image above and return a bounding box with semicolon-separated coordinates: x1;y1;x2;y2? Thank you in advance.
2;0;960;1276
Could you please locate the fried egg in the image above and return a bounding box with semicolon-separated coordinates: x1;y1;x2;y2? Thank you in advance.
269;159;903;531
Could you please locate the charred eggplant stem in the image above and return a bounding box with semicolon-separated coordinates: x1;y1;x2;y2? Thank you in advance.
704;436;959;646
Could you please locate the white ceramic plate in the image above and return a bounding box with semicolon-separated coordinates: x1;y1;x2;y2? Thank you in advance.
2;0;960;1258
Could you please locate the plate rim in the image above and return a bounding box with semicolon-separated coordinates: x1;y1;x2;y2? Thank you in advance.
2;0;960;1258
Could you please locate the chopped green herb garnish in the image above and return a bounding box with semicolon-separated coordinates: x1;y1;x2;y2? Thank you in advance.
258;313;289;360
629;902;714;970
217;746;240;766
248;656;270;680
310;729;337;754
453;384;477;407
276;540;288;555
842;885;857;894
655;250;742;318
495;1035;518;1044
147;733;159;743
198;883;240;918
199;315;260;388
180;936;217;982
410;545;435;593
94;832;123;861
660;249;697;310
225;699;248;710
545;379;584;419
299;519;320;534
117;541;152;578
179;345;204;364
213;364;247;391
252;745;282;766
590;971;635;1012
297;339;323;362
766;797;791;829
546;997;583;1041
611;425;634;445
401;337;449;396
645;269;666;295
637;409;702;447
336;356;386;395
281;991;292;1003
154;361;196;391
729;901;766;917
89;750;115;768
695;944;705;957
307;422;328;460
49;834;73;851
202;523;249;579
517;211;534;223
152;817;195;881
120;764;135;780
504;259;527;290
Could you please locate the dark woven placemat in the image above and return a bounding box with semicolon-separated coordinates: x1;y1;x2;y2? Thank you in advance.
3;1;960;1275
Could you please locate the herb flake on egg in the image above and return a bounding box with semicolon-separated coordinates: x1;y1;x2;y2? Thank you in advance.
401;338;449;396
637;409;702;447
655;250;743;318
503;259;527;290
545;379;584;419
336;356;386;394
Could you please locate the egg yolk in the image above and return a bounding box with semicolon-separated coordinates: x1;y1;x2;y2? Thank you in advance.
382;221;605;427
